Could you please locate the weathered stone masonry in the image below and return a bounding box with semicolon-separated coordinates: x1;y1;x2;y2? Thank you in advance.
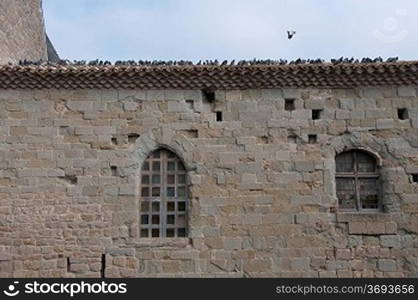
0;0;49;64
0;64;418;278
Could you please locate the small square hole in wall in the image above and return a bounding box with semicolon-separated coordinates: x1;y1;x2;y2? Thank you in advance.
202;89;215;102
216;111;223;122
397;108;409;120
285;99;295;111
62;175;77;185
185;100;194;110
308;134;318;144
180;129;198;138
111;137;118;145
412;174;418;183
110;166;117;176
312;109;322;120
67;257;70;272
128;133;140;144
287;135;298;143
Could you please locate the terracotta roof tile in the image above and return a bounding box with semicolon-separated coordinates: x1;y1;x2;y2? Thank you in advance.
0;61;418;90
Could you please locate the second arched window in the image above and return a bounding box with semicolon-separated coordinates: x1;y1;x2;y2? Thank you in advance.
140;149;188;238
336;150;381;211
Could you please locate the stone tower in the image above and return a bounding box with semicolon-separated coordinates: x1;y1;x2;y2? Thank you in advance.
0;0;58;64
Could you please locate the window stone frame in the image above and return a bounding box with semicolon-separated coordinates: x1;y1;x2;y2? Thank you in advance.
139;148;189;238
335;150;382;212
322;132;402;214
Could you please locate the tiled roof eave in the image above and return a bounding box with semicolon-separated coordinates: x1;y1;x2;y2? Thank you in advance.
0;61;418;90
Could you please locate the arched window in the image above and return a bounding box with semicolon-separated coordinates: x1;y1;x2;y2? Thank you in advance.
140;149;188;238
336;150;380;211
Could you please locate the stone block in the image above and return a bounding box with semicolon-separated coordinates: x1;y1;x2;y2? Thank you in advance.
290;257;310;271
119;185;136;196
219;152;238;164
239;112;270;122
365;109;391;119
261;89;283;100
244;214;262;225
378;259;397;272
276;151;290;161
189;174;201;185
339;98;355;110
225;90;241;101
70;263;90;273
243;259;271;273
385;222;397;234
0;253;12;261
402;194;418;204
304;99;324;109
241;173;257;184
335;109;350;120
361;87;383;98
409;108;418;118
376;119;394;129
380;235;400;248
406;165;418;174
294;161;315;172
146;90;165;101
184;90;203;101
319;271;337;278
216;172;226;185
290;195;321;205
397;86;416;97
223;238;242;250
283;88;301;99
123;101;139;111
291;110;311;120
348;222;366;234
119;90;146;100
48;169;65;177
82;186;99;196
167;101;187;112
350;109;365;119
10;126;27;136
66;101;93;112
242;89;262;101
336;249;352;260
106;248;135;256
17;168;47;177
367;222;386;235
165;90;185;101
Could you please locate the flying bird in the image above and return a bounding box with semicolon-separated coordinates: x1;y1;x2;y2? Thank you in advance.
287;30;296;39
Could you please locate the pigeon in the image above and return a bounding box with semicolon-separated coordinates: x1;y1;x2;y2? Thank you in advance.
287;30;296;39
386;57;398;63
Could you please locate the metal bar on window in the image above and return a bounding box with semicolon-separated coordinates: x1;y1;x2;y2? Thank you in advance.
140;149;188;238
336;150;380;212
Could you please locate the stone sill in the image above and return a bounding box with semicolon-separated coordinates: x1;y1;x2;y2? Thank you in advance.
127;238;192;248
336;212;391;223
336;212;397;235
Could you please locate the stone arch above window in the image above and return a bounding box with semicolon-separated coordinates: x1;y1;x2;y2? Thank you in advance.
336;149;381;211
140;148;188;238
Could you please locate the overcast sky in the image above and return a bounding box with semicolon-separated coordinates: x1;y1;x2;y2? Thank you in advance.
43;0;418;62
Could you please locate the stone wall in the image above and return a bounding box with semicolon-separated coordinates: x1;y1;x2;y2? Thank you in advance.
0;86;417;278
0;0;48;64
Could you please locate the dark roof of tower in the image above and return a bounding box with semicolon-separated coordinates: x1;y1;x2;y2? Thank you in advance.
46;35;60;63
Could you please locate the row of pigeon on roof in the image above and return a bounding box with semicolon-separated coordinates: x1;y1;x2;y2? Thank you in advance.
16;57;399;67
